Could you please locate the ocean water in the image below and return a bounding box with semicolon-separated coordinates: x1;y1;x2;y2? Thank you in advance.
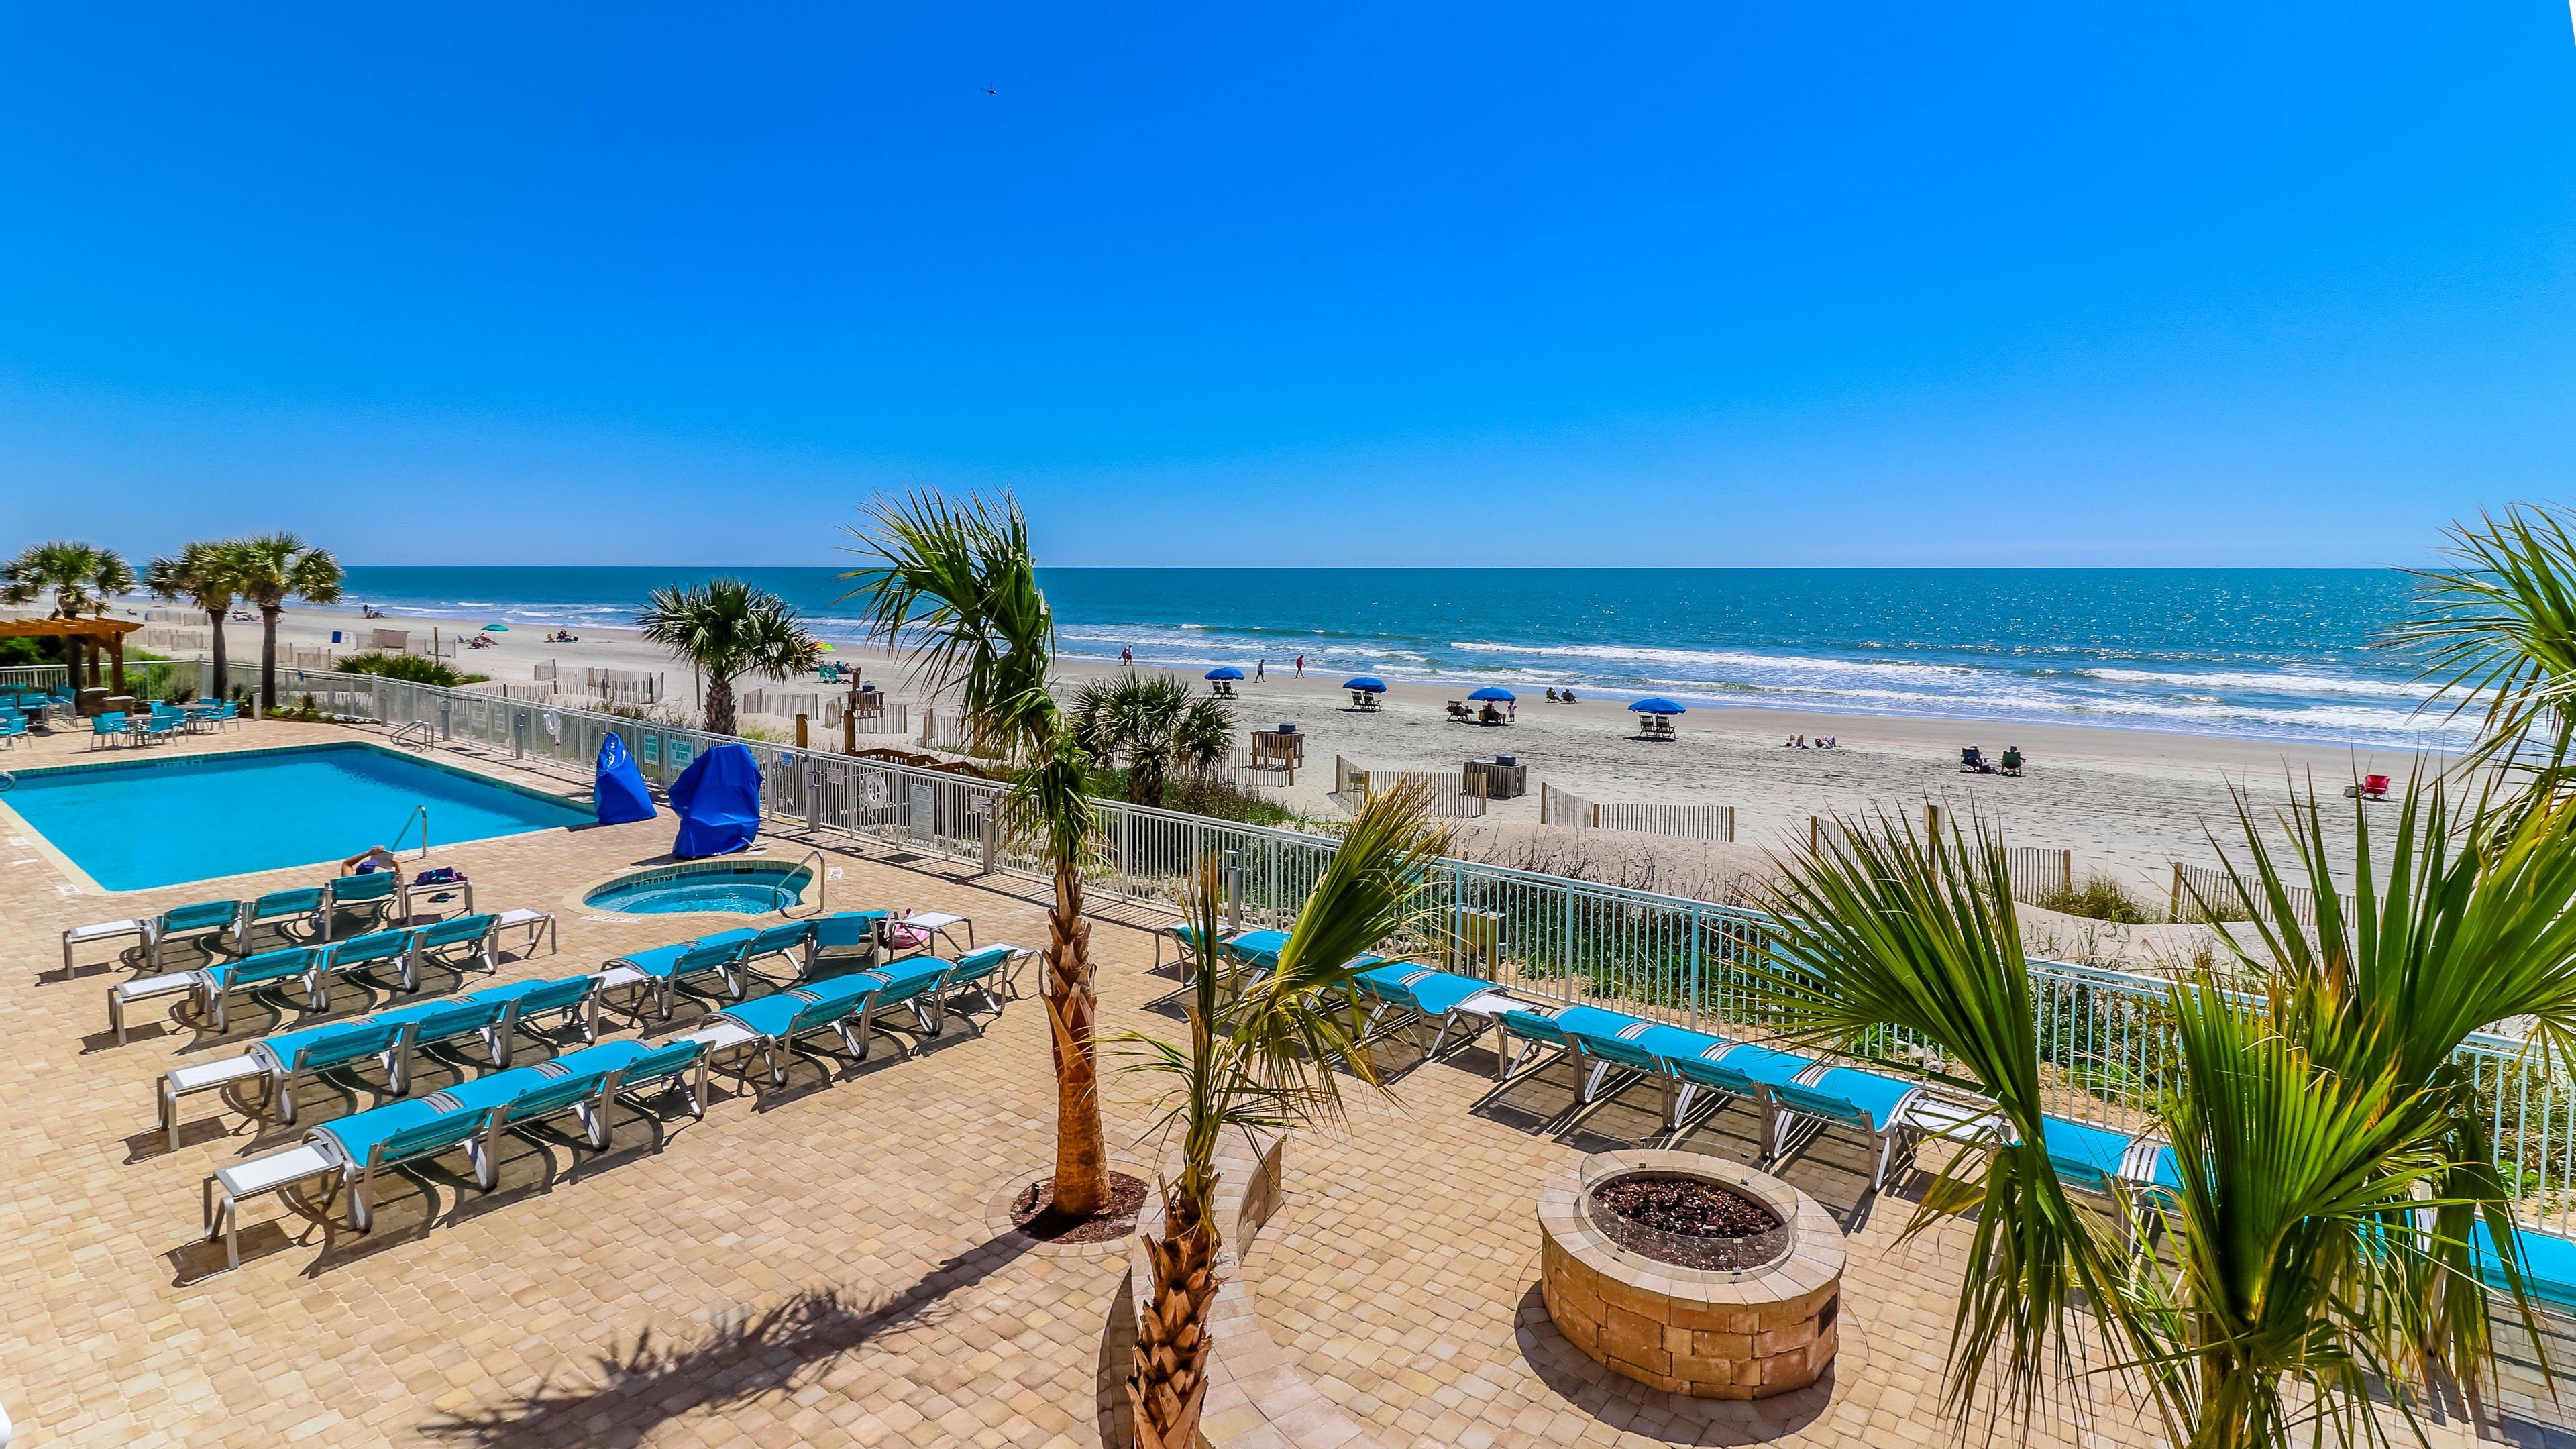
335;566;2462;750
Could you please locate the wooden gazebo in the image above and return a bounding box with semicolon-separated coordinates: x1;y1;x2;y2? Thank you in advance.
0;615;144;700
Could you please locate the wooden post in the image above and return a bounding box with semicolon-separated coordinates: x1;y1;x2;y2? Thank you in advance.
2057;849;2074;898
795;712;809;749
2169;863;2187;924
109;631;127;696
843;705;857;755
1925;801;1943;839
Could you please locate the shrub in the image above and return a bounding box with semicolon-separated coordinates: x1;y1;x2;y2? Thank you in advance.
2033;874;2161;924
333;651;469;687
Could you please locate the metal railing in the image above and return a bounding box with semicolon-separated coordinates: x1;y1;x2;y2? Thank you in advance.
390;806;430;860
288;667;2576;1230
0;665;70;693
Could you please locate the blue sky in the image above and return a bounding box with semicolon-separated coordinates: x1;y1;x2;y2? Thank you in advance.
0;3;2570;568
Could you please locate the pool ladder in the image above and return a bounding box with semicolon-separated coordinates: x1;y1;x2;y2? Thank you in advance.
390;720;432;752
782;847;826;919
390;806;431;861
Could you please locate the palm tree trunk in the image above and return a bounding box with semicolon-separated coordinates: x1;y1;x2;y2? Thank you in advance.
1046;859;1110;1216
1132;1204;1220;1449
706;672;735;735
205;609;229;700
260;606;280;710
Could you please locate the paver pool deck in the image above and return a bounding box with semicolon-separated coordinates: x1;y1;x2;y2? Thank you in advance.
0;722;2504;1447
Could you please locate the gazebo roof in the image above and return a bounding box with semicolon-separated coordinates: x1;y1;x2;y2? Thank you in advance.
0;616;144;639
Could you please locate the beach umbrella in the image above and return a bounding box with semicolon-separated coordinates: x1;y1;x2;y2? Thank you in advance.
1342;676;1387;693
1628;697;1688;715
481;623;508;632
816;642;836;653
1467;686;1515;702
1205;667;1245;681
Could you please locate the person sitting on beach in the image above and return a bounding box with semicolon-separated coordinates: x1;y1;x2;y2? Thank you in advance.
341;845;404;880
1561;688;1578;704
1546;687;1560;702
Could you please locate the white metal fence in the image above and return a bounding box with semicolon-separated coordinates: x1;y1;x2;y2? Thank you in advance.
257;668;2576;1232
0;664;71;693
1540;783;1734;841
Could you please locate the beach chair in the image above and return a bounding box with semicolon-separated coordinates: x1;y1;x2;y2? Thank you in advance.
600;929;758;1019
62;898;239;974
800;910;885;976
1999;747;2024;777
253;1018;409;1128
1493;1005;1695;1114
189;945;325;1033
696;973;891;1085
468;973;602;1061
1960;745;1992;774
409;912;501;983
1658;1041;1819;1157
315;871;405;939
0;711;25;747
2345;773;2393;801
1768;1064;1975;1191
229;887;327;953
309;928;421;1006
87;711;128;749
1346;963;1522;1063
929;945;1028;1031
1550;1011;1739;1132
734;921;817;986
369;994;513;1094
309;1099;497;1232
1151;922;1229;974
554;1036;710;1128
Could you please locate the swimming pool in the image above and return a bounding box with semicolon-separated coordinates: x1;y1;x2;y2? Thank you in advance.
0;743;594;892
584;861;812;915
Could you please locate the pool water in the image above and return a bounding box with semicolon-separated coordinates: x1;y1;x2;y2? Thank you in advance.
1;743;594;892
584;862;810;915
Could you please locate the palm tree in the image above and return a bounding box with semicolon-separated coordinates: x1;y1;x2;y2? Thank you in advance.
1;539;133;679
635;580;820;735
841;492;1118;1218
2387;503;2576;804
142;541;241;700
1750;788;2576;1448
1121;780;1449;1448
1070;673;1234;806
221;533;343;710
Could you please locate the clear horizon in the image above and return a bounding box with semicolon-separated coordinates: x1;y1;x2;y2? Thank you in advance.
3;5;2571;569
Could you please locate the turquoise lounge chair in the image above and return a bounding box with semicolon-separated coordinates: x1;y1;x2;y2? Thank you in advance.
307;1100;494;1232
551;1036;709;1127
1348;963;1521;1062
316;872;403;940
60;898;241;973
229;887;326;953
1661;1042;1817;1155
604;930;758;1019
466;973;602;1061
735;920;817;984
191;946;325;1033
250;1018;408;1127
409;912;500;982
1554;1012;1735;1130
706;973;892;1085
804;910;887;975
311;928;421;1006
930;945;1027;1031
1768;1065;1966;1191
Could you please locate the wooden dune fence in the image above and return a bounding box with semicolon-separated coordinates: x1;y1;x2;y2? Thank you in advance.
1540;783;1733;842
1332;755;1487;818
2169;860;2315;928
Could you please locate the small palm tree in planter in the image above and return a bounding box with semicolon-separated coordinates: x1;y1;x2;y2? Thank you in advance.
1121;780;1449;1448
635;579;820;736
1;539;133;680
221;533;342;710
142;540;241;700
1747;786;2576;1448
1070;672;1234;806
843;490;1122;1220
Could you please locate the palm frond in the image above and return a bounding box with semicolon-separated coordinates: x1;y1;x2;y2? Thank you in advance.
2386;504;2576;786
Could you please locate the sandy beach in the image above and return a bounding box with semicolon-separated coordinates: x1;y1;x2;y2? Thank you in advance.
211;597;2438;899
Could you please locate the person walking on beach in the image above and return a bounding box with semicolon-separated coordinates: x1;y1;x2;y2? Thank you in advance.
1256;659;1266;681
1295;655;1304;678
1121;646;1133;666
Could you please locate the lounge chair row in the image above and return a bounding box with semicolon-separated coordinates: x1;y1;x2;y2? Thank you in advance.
111;910;551;1039
64;869;490;973
200;941;1030;1270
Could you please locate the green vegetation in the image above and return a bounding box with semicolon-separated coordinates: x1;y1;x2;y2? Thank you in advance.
0;539;133;679
636;578;820;735
1069;672;1231;806
2031;873;2160;924
333;651;474;687
142;541;241;698
224;533;343;710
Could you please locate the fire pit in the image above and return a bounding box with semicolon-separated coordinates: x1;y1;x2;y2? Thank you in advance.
1538;1149;1845;1399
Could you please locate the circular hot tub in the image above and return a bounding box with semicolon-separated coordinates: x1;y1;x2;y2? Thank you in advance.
583;860;814;916
1538;1149;1845;1399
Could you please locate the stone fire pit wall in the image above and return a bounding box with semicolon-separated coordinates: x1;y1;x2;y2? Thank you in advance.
1538;1149;1846;1399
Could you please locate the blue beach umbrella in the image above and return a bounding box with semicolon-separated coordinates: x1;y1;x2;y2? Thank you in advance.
1342;676;1387;693
1205;666;1245;681
1628;697;1688;715
1467;686;1516;702
481;623;509;632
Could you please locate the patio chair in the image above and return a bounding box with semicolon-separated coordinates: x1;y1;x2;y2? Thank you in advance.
62;898;241;973
1550;1011;1738;1132
369;994;513;1094
190;945;325;1033
601;929;759;1020
697;972;892;1086
409;912;501;982
0;711;25;747
734;920;818;986
799;911;885;976
87;711;128;749
316;871;405;940
310;928;421;1006
1768;1064;1982;1191
228;887;326;953
1346;963;1523;1062
1151;921;1234;973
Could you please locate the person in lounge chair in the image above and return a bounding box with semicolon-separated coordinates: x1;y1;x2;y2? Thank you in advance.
341;845;405;880
1561;688;1578;703
2000;746;2024;776
1546;687;1560;702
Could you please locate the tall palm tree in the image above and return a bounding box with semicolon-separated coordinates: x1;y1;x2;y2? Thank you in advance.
142;541;241;700
1122;780;1449;1448
1;539;133;679
1070;672;1234;806
841;492;1118;1218
1751;788;2576;1448
221;533;343;710
635;580;820;735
